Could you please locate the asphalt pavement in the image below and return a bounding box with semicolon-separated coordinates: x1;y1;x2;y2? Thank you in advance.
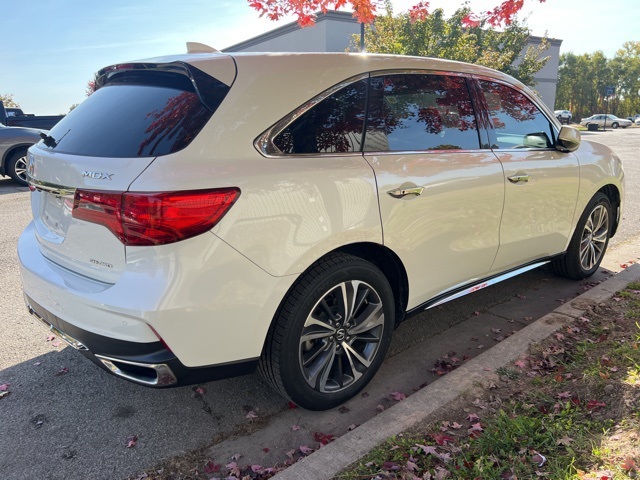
0;128;639;479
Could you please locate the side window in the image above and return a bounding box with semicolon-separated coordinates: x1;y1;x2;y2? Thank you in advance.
273;78;367;154
364;74;480;152
479;80;554;149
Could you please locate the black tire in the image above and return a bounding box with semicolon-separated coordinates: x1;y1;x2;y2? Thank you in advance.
7;148;28;186
612;122;619;129
259;253;395;410
552;192;612;280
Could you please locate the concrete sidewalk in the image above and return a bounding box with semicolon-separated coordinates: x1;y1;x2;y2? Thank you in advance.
274;263;640;480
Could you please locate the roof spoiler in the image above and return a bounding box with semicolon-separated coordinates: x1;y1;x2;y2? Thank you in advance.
186;42;219;54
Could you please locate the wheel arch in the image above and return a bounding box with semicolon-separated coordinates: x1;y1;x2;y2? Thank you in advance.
1;144;30;174
336;242;409;327
264;242;409;349
599;184;621;237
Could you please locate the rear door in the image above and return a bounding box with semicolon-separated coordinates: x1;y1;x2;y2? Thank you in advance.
27;60;234;283
363;73;505;308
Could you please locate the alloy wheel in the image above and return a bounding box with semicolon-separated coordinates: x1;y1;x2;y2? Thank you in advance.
14;155;28;183
579;204;609;271
298;280;385;393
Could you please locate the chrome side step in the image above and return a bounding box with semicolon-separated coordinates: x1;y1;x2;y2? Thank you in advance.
96;355;178;387
425;260;550;310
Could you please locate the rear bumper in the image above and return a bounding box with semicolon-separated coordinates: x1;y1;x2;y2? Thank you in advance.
26;295;258;387
18;221;295;368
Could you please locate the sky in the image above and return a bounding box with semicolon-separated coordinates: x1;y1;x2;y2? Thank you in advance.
1;0;638;115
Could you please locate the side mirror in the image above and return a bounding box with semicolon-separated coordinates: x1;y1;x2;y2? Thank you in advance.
556;126;581;152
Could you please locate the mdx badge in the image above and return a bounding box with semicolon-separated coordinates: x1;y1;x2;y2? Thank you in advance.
82;171;114;180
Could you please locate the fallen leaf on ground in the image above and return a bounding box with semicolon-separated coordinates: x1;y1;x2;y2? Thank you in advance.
416;444;438;455
531;452;546;466
390;391;406;401
556;436;574;446
313;432;335;445
54;367;69;376
621;457;638;472
203;461;220;474
433;433;455;446
126;435;138;448
382;461;400;470
586;400;606;411
245;410;258;420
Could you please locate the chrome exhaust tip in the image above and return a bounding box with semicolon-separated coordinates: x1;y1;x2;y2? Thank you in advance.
28;304;89;351
95;355;178;387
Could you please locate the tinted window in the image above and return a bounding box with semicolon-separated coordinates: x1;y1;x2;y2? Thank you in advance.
479;80;554;149
364;74;480;152
41;67;228;158
273;78;367;154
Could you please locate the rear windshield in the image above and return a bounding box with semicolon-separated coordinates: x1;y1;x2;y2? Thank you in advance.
40;65;229;158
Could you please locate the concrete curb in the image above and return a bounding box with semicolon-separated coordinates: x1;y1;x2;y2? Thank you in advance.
273;263;640;480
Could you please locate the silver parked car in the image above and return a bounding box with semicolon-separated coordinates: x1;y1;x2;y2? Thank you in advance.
19;48;625;410
0;123;45;186
580;114;632;129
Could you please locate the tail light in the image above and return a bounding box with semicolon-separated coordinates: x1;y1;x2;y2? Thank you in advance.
72;188;240;246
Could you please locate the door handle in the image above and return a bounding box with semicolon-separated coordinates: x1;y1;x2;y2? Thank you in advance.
507;174;531;184
387;186;424;198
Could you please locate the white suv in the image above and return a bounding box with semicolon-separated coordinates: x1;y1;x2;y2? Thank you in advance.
19;47;624;410
554;109;572;124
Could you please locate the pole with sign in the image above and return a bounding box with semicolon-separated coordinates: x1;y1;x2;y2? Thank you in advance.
604;85;615;130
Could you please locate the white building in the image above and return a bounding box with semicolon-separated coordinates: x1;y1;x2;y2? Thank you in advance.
224;10;563;109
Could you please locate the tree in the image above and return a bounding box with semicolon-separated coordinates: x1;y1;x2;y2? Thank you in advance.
352;4;549;87
613;41;640;115
248;0;546;28
86;80;97;97
0;94;20;108
555;43;640;119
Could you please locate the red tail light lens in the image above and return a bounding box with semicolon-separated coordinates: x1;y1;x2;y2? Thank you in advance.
73;188;240;246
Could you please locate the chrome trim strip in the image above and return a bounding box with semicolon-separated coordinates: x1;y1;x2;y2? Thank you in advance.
27;176;76;197
368;69;470;78
95;355;178;387
426;261;549;310
254;68;486;159
365;148;487;156
27;304;89;351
